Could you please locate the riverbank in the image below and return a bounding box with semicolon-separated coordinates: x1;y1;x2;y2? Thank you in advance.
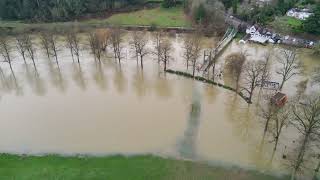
0;6;191;35
0;154;289;180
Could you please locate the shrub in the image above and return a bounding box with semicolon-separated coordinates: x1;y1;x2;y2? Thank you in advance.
194;3;206;23
162;0;176;8
149;23;157;31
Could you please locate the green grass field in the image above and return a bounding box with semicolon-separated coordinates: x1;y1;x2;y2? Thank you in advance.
270;16;303;33
0;6;190;34
0;154;289;180
102;6;191;27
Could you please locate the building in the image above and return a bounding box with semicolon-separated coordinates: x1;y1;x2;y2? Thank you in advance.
256;0;272;7
286;8;313;20
271;92;288;107
245;25;274;44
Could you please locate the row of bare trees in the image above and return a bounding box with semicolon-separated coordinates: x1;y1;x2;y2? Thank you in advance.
223;47;320;180
225;48;301;104
182;33;202;76
258;92;320;180
2;29;207;82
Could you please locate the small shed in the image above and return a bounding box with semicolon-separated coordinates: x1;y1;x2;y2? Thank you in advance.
271;92;288;107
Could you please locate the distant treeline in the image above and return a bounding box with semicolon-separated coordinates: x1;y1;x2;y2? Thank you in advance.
0;0;145;22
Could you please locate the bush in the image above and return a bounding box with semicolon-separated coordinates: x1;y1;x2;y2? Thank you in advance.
194;4;206;23
149;23;157;31
162;0;176;8
165;69;250;103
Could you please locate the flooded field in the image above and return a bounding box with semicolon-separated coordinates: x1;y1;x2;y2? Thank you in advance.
0;31;319;175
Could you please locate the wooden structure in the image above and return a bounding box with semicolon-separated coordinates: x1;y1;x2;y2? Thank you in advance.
271;92;288;107
200;27;238;72
258;80;280;90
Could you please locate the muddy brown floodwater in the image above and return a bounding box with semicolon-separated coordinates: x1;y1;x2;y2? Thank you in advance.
0;31;319;176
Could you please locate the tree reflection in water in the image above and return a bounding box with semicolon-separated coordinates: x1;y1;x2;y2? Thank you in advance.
178;86;201;159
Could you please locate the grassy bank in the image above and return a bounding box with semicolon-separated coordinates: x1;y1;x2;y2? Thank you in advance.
0;6;190;35
0;154;289;180
165;69;251;104
103;6;190;27
270;16;303;34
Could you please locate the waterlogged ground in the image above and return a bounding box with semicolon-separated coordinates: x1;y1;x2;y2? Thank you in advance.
0;32;319;177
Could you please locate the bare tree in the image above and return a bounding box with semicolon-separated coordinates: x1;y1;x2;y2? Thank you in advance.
88;32;97;60
269;105;291;162
110;28;123;65
48;33;60;67
71;32;81;64
296;79;309;100
153;31;164;64
24;35;37;72
96;29;110;51
182;34;193;70
225;52;247;92
159;39;172;72
291;94;320;180
276;49;301;90
312;66;320;85
313;154;320;180
0;36;14;73
66;32;75;62
88;32;103;63
130;31;149;69
259;97;279;145
40;33;51;60
182;33;202;76
190;34;201;77
240;61;264;104
16;35;28;65
260;52;272;88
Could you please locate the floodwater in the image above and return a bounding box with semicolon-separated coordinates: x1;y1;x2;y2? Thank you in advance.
0;32;319;175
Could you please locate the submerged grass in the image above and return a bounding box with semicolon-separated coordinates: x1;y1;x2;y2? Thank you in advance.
0;154;289;180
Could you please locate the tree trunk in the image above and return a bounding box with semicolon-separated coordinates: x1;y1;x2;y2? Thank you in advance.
260;118;270;149
8;61;14;75
270;136;279;163
76;53;80;64
70;48;74;62
192;61;196;77
280;77;285;90
54;51;59;68
22;53;27;65
291;133;310;180
164;59;167;72
140;55;143;69
313;158;320;180
187;58;189;70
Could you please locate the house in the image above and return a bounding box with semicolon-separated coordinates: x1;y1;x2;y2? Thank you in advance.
286;8;313;20
256;0;272;7
271;92;288;107
245;25;273;44
246;25;257;35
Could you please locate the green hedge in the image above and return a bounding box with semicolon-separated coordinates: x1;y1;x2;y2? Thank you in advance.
165;69;251;104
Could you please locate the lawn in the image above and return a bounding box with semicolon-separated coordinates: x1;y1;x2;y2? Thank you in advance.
270;16;303;34
0;154;289;180
0;6;191;34
102;6;191;27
